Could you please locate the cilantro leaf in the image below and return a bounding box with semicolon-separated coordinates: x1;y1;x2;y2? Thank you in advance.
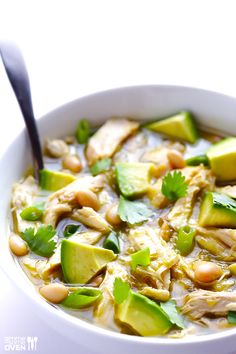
113;277;130;304
21;225;57;257
161;171;187;201
228;311;236;325
160;300;185;329
118;196;152;224
90;158;112;176
131;247;150;271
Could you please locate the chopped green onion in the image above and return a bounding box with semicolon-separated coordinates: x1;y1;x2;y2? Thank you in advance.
113;277;130;304
131;247;150;271
62;287;102;309
186;154;209;166
76;119;90;144
228;311;236;324
103;232;120;254
176;225;196;256
90;158;112;176
63;224;80;238
20;206;43;221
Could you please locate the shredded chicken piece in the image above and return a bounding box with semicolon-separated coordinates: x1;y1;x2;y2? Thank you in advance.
94;262;129;326
175;257;195;282
168;166;215;229
72;207;111;233
114;132;148;163
23;246;61;280
128;226;178;289
168;185;200;229
44;204;71;227
86;118;139;166
11;176;40;232
48;175;105;204
12;176;39;209
198;317;229;331
128;226;177;262
181;289;236;319
44;175;105;227
139;287;170;302
128;226;157;256
196;227;236;261
141;146;171;175
197;227;236;249
71;231;102;245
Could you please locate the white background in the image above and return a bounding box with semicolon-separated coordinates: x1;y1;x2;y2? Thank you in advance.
1;1;236;353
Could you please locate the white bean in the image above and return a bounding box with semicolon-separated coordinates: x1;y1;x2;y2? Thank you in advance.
62;154;82;173
45;139;69;158
106;204;122;226
9;234;28;256
167;150;186;169
194;261;222;283
39;283;68;303
77;190;100;211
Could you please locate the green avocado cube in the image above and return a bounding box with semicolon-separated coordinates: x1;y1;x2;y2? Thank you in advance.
207;137;236;181
61;239;116;284
199;192;236;228
40;169;76;191
146;111;198;144
115;162;154;198
115;291;172;336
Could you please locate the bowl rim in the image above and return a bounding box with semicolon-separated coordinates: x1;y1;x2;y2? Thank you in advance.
2;83;236;347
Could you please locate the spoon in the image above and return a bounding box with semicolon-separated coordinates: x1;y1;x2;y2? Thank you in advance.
0;42;44;179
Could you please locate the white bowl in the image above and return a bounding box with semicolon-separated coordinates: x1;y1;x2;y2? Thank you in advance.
1;85;236;354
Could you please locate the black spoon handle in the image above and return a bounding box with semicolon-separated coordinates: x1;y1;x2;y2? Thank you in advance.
0;42;44;179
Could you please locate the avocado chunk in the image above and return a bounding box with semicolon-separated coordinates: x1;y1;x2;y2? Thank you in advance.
146;111;198;144
115;291;172;336
199;192;236;228
207;137;236;181
115;162;154;198
61;239;116;284
40;169;76;191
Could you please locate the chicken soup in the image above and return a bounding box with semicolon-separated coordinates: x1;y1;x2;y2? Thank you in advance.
9;112;236;337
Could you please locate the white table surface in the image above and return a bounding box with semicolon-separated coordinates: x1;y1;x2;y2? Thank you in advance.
1;1;236;353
